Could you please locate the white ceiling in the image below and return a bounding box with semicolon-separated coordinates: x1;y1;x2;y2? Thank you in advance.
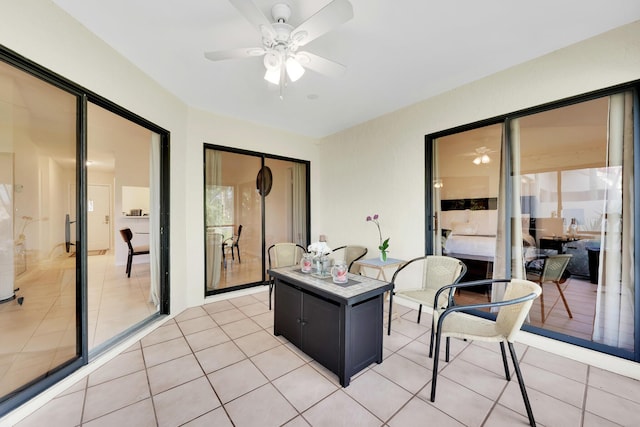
51;0;640;138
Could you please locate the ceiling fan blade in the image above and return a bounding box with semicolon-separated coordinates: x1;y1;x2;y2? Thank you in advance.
291;0;353;47
229;0;276;40
296;52;346;78
204;47;265;62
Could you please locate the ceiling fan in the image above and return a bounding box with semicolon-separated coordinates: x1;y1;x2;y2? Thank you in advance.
467;146;496;165
204;0;353;98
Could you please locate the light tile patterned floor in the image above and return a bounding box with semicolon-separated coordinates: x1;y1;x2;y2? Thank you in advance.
0;252;154;399
13;289;640;427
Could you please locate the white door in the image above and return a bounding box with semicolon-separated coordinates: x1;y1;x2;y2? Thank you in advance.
88;184;111;251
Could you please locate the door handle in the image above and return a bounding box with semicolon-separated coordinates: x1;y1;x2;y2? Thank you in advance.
104;215;110;224
65;213;76;253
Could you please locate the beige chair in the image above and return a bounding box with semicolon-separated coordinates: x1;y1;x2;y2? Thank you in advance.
267;243;307;310
526;253;573;322
331;245;368;274
119;228;149;278
430;278;541;426
206;231;224;291
388;255;466;354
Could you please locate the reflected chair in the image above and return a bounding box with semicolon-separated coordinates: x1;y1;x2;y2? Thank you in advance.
223;225;243;265
388;255;466;354
526;254;573;322
267;243;307;310
331;245;368;274
119;228;149;278
430;278;541;427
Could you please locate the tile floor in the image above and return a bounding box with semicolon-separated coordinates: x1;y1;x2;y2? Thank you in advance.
12;288;640;427
0;251;155;398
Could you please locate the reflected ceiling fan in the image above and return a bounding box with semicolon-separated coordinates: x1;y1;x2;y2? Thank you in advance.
204;0;353;98
464;146;498;165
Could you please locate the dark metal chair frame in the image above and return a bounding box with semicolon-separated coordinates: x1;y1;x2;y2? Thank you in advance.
222;224;243;266
430;278;541;427
119;228;149;278
387;255;467;353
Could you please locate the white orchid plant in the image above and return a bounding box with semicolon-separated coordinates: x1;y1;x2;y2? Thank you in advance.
308;241;332;256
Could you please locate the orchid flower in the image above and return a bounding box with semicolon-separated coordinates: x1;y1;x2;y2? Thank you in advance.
366;214;390;260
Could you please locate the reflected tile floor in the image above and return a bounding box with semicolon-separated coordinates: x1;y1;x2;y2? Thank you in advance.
14;289;640;427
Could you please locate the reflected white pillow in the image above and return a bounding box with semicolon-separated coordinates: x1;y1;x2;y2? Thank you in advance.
450;221;478;235
469;210;497;235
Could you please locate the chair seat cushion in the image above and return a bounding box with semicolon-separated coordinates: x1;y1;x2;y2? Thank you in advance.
440;311;505;342
396;289;436;306
132;245;149;254
397;288;451;309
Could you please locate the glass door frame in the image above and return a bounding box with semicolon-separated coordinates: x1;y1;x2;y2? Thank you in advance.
203;144;311;297
425;81;640;362
0;45;170;415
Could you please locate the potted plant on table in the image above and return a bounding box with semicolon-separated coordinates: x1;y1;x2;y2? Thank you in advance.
366;214;390;261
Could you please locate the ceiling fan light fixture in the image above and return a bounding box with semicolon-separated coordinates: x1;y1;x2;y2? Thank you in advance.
473;156;482;165
264;67;281;85
264;52;281;69
285;57;305;82
481;154;491;163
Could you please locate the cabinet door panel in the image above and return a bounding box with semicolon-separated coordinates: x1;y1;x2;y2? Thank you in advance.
348;297;382;374
274;281;302;347
302;293;340;373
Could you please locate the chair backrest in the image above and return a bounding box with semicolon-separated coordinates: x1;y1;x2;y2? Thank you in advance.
541;254;572;282
268;243;306;268
423;255;466;290
119;228;133;250
235;225;243;243
424;255;466;307
332;245;368;273
496;279;542;342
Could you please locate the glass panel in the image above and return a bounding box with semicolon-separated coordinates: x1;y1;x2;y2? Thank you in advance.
516;94;635;351
433;124;502;286
205;150;263;291
86;103;160;350
264;158;307;249
0;61;79;399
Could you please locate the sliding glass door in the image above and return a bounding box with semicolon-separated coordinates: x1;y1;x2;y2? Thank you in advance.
0;59;80;402
432;123;502;283
0;47;169;415
513;93;635;353
205;150;263;292
204;146;309;295
427;86;638;360
86;102;162;352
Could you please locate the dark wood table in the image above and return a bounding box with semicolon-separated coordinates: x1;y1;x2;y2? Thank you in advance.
539;236;579;254
269;266;392;387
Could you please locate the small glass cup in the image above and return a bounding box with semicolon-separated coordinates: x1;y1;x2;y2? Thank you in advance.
300;253;313;273
331;261;348;284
